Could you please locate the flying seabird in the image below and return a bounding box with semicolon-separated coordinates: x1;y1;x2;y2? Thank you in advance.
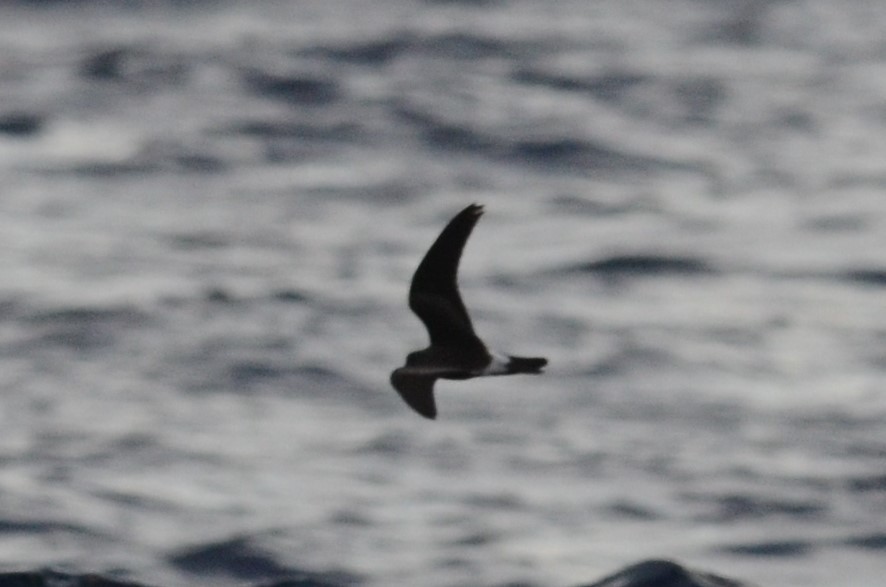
391;204;547;419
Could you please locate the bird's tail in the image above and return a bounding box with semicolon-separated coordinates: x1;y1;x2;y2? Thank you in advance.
506;355;548;374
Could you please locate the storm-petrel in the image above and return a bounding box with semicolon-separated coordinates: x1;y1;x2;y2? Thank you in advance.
391;204;547;419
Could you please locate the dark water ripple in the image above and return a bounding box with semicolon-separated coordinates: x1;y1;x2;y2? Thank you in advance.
0;571;149;587
221;119;362;143
0;518;102;538
843;532;886;551
303;30;553;64
167;535;359;585
79;46;190;87
0;112;44;137
240;68;341;106
602;499;662;521
392;99;689;172
507;137;681;172
511;68;650;102
689;492;827;523
718;540;815;558
391;101;495;153
0;559;752;587
842;268;886;287
18;305;151;352
301;35;413;66
562;255;715;278
847;474;886;493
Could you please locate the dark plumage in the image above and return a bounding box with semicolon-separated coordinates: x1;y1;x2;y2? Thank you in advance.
391;204;547;419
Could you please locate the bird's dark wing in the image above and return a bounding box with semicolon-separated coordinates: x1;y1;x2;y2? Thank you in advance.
409;204;484;346
390;368;438;419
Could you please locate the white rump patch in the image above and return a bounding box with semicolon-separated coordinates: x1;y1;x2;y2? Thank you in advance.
479;351;510;376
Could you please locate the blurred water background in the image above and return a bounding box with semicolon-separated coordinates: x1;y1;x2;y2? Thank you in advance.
0;1;885;586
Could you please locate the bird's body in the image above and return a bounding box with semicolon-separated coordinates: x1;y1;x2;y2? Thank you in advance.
390;204;547;419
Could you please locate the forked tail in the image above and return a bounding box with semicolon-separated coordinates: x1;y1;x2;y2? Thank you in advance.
507;355;548;374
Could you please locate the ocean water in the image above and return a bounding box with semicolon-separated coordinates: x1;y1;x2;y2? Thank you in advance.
0;1;884;586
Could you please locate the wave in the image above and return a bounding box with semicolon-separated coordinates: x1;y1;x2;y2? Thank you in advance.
392;100;686;172
167;535;359;584
0;112;44;137
842;269;886;287
302;30;550;66
19;305;150;352
847;474;886;493
718;540;814;558
689;492;826;523
560;255;715;278
512;67;649;102
0;559;752;587
844;532;886;551
80;45;190;87
0;518;105;538
240;68;341;106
